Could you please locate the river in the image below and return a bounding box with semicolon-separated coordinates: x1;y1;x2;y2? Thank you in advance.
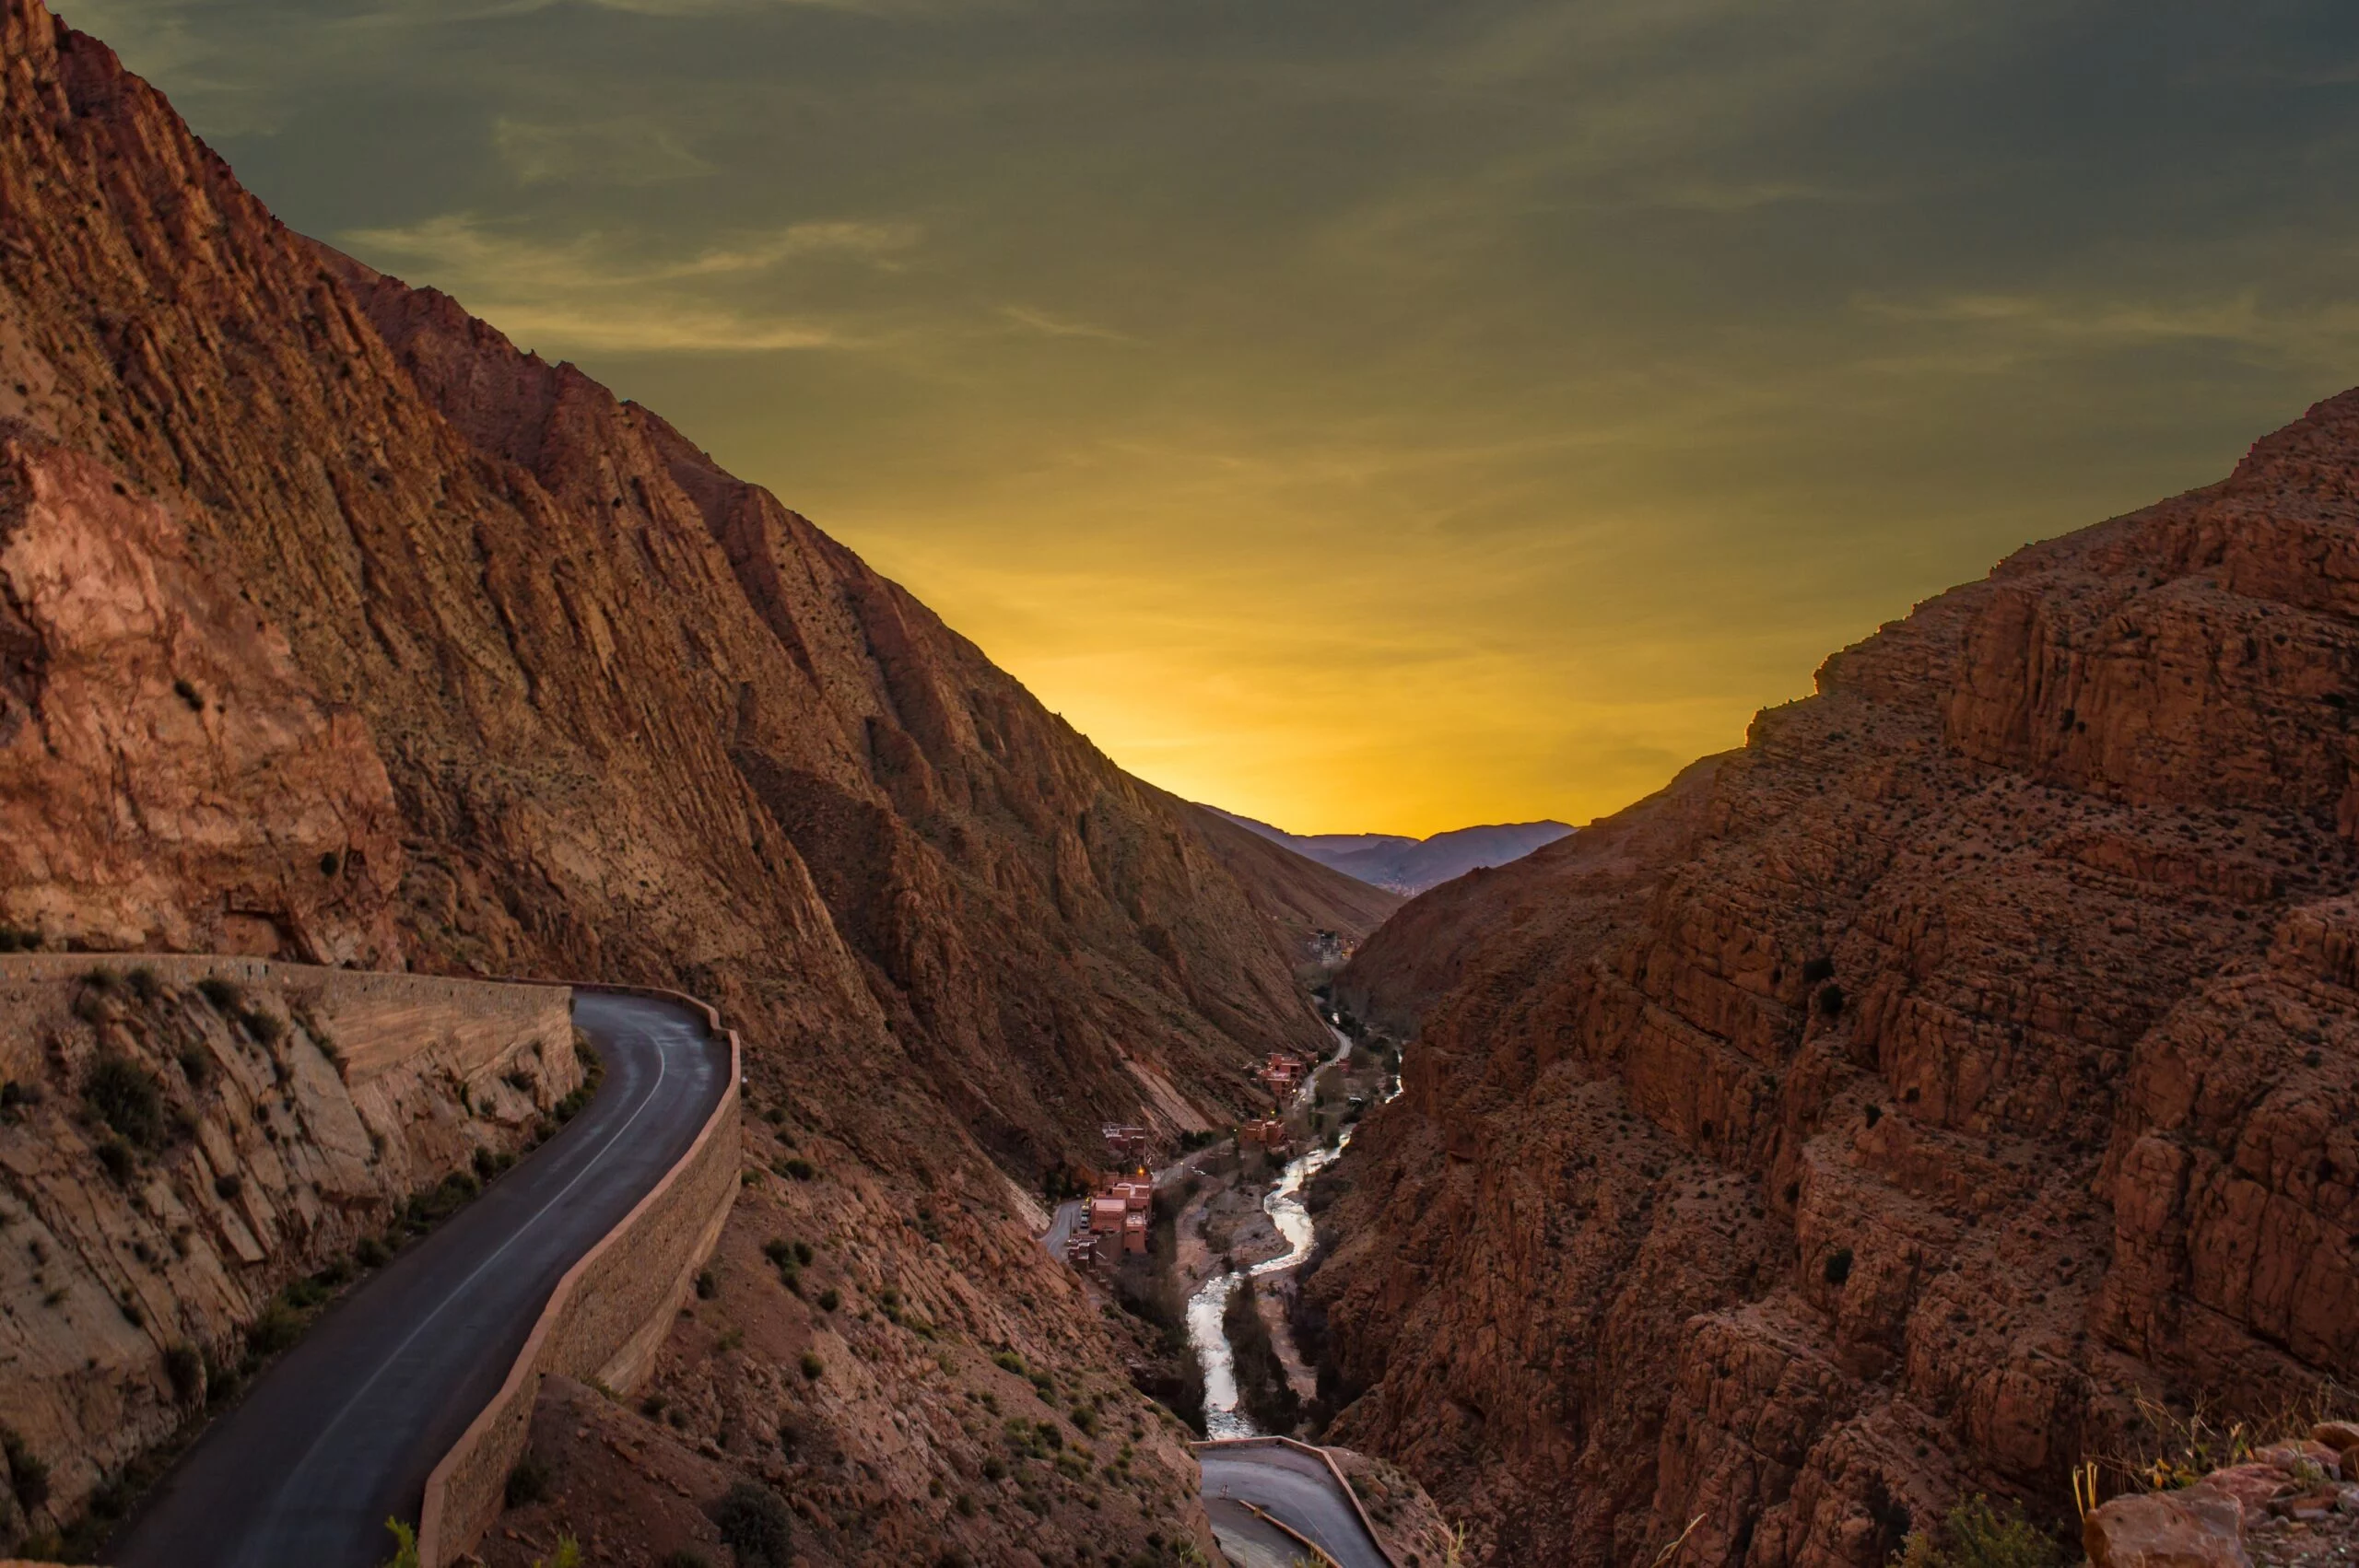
1187;1023;1386;1439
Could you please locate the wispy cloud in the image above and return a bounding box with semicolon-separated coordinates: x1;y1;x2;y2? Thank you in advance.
340;214;917;354
997;305;1134;344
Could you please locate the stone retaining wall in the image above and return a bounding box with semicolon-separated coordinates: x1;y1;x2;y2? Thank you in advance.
1195;1436;1403;1568
0;955;579;1545
416;986;742;1568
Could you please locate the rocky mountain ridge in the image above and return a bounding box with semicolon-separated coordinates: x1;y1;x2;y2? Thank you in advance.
0;2;1384;1555
1306;391;2359;1566
1206;807;1575;895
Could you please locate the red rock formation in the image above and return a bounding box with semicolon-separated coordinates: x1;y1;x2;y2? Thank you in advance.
0;1;1385;1554
1309;396;2359;1566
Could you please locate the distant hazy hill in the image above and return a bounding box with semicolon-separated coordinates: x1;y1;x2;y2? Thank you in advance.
1204;809;1574;895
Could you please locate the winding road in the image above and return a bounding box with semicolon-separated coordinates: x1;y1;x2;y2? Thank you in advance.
1041;1197;1085;1258
1199;1441;1395;1568
108;992;733;1568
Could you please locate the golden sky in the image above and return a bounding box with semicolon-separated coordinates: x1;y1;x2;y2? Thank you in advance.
67;0;2359;836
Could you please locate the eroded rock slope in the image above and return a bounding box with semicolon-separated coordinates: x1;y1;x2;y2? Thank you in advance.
1310;392;2359;1567
0;3;1383;1556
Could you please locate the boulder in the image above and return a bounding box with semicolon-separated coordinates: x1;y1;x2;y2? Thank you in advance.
2085;1492;2251;1568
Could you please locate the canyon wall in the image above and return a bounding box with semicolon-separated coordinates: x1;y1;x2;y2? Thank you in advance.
1309;392;2359;1566
0;954;579;1539
0;2;1382;1557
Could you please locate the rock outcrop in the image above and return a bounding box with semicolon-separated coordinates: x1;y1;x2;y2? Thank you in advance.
1308;393;2359;1566
0;956;580;1531
0;2;1386;1556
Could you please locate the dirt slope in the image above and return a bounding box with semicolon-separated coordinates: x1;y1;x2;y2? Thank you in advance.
1309;392;2359;1567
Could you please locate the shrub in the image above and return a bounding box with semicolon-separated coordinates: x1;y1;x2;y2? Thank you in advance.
241;1008;286;1046
176;1044;212;1086
1824;1246;1854;1286
126;965;162;1000
780;1158;815;1181
96;1137;135;1183
215;1172;242;1199
163;1343;205;1405
799;1352;823;1380
504;1454;550;1508
85;965;120;992
3;1424;51;1509
246;1298;302;1357
357;1234;391;1269
661;1553;712;1568
0;924;41;953
816;1288;839;1313
1802;955;1836;985
196;977;243;1012
712;1480;794;1568
1817;983;1847;1017
86;1051;167;1147
696;1269;717;1300
1894;1495;2062;1568
793;1240;814;1265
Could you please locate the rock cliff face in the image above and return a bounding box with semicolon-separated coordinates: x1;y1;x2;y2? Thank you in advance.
0;957;581;1534
0;2;1382;1555
1309;393;2359;1566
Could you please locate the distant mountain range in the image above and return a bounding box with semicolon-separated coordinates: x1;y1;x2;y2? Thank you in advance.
1202;808;1574;895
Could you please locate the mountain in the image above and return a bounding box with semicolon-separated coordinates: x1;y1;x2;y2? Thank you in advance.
1297;392;2359;1565
1204;807;1575;895
0;3;1390;1555
1183;804;1405;950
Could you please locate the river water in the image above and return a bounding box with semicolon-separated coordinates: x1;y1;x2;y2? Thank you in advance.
1187;1024;1375;1439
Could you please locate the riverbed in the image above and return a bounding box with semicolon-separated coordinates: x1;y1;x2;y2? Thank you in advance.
1186;1024;1380;1438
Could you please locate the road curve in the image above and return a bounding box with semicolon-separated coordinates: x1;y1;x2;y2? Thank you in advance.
1198;1441;1395;1568
1041;1197;1084;1258
109;992;733;1568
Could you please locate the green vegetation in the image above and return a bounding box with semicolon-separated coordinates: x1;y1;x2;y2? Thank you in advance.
163;1343;205;1405
800;1351;824;1380
176;1042;211;1086
84;1050;167;1148
4;1424;51;1511
712;1480;794;1568
505;1454;551;1508
95;1137;136;1183
1894;1496;2061;1568
0;924;41;952
196;977;244;1013
379;1517;420;1568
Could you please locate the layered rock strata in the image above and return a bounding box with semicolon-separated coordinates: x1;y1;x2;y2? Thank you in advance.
0;3;1383;1557
1309;392;2359;1567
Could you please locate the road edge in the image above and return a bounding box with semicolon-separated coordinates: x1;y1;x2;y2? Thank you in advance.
1193;1435;1403;1568
415;983;743;1568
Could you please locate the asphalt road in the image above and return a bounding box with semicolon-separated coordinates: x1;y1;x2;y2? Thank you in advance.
108;991;733;1568
1198;1442;1393;1568
1042;1197;1084;1258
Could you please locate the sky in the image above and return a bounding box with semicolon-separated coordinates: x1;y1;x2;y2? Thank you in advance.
61;0;2359;837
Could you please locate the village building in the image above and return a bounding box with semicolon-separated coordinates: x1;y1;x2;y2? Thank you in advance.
1240;1117;1289;1150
